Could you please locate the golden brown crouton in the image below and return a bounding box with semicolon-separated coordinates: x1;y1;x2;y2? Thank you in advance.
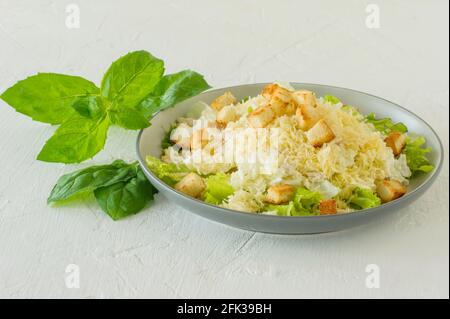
211;91;237;111
216;105;238;126
261;83;280;100
292;90;317;107
376;179;407;203
319;199;337;215
261;84;296;117
248;105;276;128
306;119;336;147
385;131;407;156
174;173;206;198
265;184;296;204
296;103;320;130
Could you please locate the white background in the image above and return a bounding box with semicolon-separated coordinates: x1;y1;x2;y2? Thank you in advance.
0;0;448;298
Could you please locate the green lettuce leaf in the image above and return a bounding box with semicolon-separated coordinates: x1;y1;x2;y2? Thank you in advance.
348;187;381;210
0;73;99;124
161;123;177;149
404;136;434;175
94;167;157;220
37;113;109;163
265;202;295;216
139;70;211;118
291;187;323;216
101;51;164;129
145;155;191;186
203;173;234;205
323;95;341;104
365;113;408;135
265;187;322;216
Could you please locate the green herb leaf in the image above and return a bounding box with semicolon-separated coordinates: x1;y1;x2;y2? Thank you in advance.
48;160;137;203
348;187;381;210
37;113;109;163
404;136;434;175
101;51;164;129
139;70;211;118
0;73;99;124
94;167;157;220
72;95;106;119
365;113;408;135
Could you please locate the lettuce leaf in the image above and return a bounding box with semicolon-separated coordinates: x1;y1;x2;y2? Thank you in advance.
265;202;295;216
365;113;408;135
264;187;322;216
348;187;381;210
203;173;234;205
404;136;434;175
161;123;177;149
323;95;341;104
145;155;190;186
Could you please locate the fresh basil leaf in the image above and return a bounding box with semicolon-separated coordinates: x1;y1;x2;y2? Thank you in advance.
72;95;105;119
101;51;164;129
48;160;137;203
139;70;211;118
0;73;99;124
94;168;157;220
37;113;109;163
107;108;150;130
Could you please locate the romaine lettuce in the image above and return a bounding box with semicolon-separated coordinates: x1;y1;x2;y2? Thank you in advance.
348;187;381;210
265;187;322;216
404;136;434;175
323;95;341;104
203;173;234;205
365;113;408;135
145;155;190;186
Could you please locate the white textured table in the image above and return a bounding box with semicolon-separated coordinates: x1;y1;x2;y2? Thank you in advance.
0;0;448;299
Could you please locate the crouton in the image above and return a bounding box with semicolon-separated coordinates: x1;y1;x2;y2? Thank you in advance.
261;83;296;117
261;83;280;100
385;131;407;156
319;199;337;215
174;173;206;198
265;184;296;204
296;103;320;130
292;90;317;107
248;105;276;128
376;179;407;203
210;91;236;111
216;105;238;126
170;123;192;149
306;119;335;147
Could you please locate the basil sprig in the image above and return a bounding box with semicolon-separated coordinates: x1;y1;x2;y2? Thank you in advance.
1;50;210;164
48;160;157;220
